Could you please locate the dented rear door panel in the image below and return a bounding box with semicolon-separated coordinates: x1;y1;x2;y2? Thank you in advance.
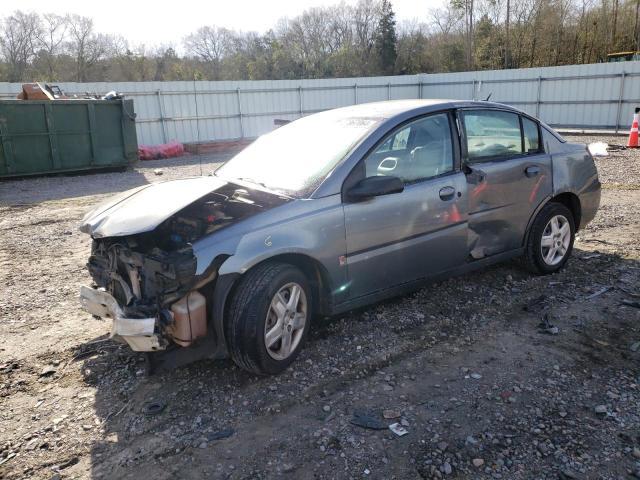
466;153;552;258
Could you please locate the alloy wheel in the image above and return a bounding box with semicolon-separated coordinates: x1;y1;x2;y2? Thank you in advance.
540;214;571;266
264;282;307;360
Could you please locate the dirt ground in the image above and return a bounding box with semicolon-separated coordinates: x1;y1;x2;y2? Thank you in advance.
1;136;639;480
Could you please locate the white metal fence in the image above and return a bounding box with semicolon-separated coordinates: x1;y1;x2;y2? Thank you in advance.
1;61;639;145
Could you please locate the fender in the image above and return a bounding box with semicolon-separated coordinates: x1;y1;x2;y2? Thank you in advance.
522;188;581;247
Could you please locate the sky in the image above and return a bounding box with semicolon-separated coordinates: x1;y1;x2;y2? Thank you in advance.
1;0;446;48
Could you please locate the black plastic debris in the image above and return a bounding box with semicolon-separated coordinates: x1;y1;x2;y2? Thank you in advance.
523;295;548;313
559;468;581;479
207;428;235;441
622;299;640;309
143;401;166;416
350;410;387;430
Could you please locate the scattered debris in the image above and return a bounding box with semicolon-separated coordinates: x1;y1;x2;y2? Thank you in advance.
586;286;612;300
472;458;485;468
153;168;164;176
587;142;609;157
539;313;559;335
0;453;16;466
594;405;607;415
470;373;482;379
630;342;640;352
53;456;79;470
605;144;627;152
1;134;639;479
621;299;640;309
143;401;166;416
39;365;56;377
382;409;401;419
0;361;19;373
523;294;549;313
388;422;409;437
350;411;387;430
207;428;235;441
559;468;581;479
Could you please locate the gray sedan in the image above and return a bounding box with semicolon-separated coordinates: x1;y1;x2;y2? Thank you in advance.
79;100;601;374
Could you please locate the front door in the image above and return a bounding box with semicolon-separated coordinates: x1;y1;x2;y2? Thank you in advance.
343;112;468;300
459;109;553;259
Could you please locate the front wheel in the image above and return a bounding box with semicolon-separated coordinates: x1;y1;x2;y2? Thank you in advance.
226;262;311;375
524;202;575;274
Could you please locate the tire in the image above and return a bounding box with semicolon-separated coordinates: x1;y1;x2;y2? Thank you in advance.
225;262;311;375
524;202;575;274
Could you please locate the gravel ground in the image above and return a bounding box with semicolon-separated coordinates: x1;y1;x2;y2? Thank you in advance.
0;136;639;480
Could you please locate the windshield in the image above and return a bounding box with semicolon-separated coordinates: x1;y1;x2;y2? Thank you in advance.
215;110;381;196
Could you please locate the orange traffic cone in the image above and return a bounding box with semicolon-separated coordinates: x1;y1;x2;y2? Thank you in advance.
628;107;640;148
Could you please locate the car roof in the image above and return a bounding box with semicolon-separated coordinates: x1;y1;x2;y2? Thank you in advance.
324;99;519;121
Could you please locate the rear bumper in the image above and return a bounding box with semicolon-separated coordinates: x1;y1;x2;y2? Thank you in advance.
79;286;165;352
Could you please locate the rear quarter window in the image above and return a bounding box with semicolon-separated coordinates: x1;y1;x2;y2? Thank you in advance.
522;117;541;153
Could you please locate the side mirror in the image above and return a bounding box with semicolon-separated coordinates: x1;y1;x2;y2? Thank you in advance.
347;175;404;201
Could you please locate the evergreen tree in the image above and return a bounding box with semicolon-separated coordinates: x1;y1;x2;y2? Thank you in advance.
374;0;397;75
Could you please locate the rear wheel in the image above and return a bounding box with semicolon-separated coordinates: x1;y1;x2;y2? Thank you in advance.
226;262;311;375
524;202;575;274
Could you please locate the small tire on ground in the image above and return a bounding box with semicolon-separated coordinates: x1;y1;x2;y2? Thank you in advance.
524;202;576;274
225;262;311;375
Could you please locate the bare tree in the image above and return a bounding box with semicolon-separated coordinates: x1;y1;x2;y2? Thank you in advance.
66;14;112;81
0;0;635;83
430;4;463;35
328;3;354;50
36;13;67;80
0;10;41;82
183;26;234;79
353;0;381;54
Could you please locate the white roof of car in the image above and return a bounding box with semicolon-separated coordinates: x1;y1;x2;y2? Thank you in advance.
322;99;494;120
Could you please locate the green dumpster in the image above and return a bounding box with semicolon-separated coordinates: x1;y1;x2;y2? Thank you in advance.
0;98;137;178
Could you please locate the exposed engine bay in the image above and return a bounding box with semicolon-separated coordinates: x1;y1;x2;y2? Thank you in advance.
81;182;289;353
87;188;268;303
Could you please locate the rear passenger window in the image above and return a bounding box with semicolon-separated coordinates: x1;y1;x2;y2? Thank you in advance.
462;110;523;161
522;117;541;153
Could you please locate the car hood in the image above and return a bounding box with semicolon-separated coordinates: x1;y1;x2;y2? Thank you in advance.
80;176;287;238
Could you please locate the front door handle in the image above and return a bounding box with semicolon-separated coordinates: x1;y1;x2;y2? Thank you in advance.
525;165;540;177
439;186;456;201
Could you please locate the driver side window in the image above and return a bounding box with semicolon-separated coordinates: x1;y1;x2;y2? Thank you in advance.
364;113;454;184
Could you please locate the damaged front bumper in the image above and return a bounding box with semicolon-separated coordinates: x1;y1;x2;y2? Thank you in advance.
79;286;165;352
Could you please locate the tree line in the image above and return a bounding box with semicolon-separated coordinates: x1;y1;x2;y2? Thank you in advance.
0;0;638;84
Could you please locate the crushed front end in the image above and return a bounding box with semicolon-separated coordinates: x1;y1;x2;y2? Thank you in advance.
80;237;201;351
78;177;289;360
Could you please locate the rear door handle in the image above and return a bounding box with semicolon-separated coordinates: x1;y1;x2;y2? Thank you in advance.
439;186;456;201
525;165;540;177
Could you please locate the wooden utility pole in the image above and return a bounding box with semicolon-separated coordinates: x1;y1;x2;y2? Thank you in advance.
505;0;511;68
612;0;619;51
465;0;474;69
635;0;640;53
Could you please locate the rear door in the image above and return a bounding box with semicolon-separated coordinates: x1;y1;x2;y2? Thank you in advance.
343;112;468;299
459;109;552;259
